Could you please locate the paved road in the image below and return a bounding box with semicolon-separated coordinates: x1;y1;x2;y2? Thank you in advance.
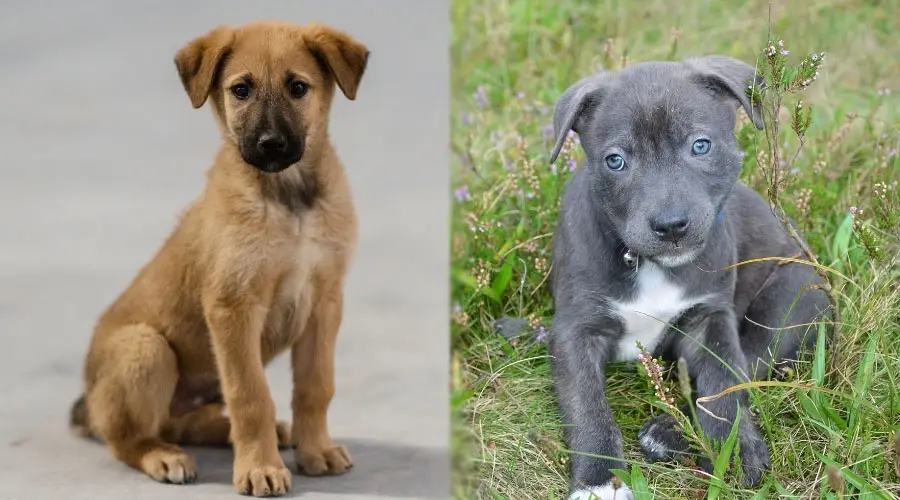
0;1;449;499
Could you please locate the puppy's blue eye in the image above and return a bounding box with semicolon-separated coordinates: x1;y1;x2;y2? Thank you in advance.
692;139;711;155
605;154;625;171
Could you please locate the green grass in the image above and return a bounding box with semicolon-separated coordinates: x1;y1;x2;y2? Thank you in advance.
450;0;900;498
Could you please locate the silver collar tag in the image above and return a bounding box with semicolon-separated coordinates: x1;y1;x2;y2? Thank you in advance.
623;249;638;267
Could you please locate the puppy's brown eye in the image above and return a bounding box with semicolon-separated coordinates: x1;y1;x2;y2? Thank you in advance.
290;81;309;98
231;83;251;100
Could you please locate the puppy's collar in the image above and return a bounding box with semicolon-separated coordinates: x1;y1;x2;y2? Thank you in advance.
622;249;639;267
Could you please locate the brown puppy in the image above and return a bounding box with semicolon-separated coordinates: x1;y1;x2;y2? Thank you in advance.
69;21;368;497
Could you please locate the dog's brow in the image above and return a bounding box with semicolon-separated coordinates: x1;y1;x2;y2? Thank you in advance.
223;71;252;87
597;131;633;153
285;70;313;84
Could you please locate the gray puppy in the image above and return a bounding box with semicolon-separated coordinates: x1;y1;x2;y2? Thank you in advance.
546;56;828;499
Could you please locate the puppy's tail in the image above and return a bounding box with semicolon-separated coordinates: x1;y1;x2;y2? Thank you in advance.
69;395;92;438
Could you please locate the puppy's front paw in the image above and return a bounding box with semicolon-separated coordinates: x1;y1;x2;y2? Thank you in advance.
234;461;292;497
569;481;634;500
638;413;691;462
737;426;770;487
295;443;352;476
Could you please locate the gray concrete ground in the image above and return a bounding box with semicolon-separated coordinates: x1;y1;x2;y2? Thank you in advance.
0;1;449;499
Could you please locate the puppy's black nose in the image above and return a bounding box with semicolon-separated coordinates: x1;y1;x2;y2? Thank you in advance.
650;215;690;242
257;133;287;154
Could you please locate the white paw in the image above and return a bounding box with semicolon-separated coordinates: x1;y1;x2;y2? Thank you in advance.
569;482;634;500
638;429;666;456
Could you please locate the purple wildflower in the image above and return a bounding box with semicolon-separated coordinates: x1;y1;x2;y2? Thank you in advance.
550;163;558;175
474;85;489;109
535;325;549;343
566;159;578;172
542;123;555;139
781;49;789;56
455;185;471;202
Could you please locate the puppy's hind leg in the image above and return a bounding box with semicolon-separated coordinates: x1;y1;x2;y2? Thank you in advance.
162;403;294;449
86;324;197;484
740;262;830;380
643;309;770;486
161;403;232;447
638;406;695;464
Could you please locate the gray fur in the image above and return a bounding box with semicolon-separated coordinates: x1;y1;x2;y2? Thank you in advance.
546;56;828;494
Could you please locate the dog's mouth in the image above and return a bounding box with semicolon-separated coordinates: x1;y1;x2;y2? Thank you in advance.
624;239;706;268
620;212;716;268
650;245;702;268
247;157;301;174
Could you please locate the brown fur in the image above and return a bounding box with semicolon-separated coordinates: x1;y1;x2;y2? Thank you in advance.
70;21;368;497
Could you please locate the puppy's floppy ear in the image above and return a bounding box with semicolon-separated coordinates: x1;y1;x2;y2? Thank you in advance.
685;55;765;130
174;26;235;109
304;24;369;100
549;74;607;164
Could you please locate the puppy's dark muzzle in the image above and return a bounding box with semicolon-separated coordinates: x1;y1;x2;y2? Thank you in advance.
650;215;690;244
241;132;303;173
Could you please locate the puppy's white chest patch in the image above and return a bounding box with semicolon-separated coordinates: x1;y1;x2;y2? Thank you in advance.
610;262;696;361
